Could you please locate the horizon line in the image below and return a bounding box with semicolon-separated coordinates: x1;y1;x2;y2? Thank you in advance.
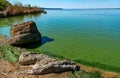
42;7;120;9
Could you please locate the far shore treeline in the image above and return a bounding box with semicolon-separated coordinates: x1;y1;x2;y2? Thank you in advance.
0;0;46;18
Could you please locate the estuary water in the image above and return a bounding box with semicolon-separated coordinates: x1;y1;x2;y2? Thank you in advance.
0;9;120;67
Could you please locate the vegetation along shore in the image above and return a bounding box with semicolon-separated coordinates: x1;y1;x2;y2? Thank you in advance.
0;0;46;18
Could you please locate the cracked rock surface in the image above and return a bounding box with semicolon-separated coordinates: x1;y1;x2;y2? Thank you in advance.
19;52;80;75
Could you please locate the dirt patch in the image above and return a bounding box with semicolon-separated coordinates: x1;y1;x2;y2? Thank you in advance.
0;59;75;78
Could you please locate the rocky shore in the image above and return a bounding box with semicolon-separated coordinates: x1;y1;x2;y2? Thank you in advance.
0;2;46;18
6;21;80;74
0;20;80;77
0;8;46;18
0;21;120;78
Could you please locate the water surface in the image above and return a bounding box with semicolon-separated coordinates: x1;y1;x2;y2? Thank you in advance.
0;9;120;67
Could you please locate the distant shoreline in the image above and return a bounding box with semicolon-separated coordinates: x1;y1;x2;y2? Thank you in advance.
0;1;47;18
43;8;120;10
65;8;120;10
42;8;63;10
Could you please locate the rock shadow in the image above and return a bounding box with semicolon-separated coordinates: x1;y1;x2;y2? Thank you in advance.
23;36;54;49
41;36;54;46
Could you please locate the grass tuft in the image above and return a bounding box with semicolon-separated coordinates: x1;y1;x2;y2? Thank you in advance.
0;45;21;63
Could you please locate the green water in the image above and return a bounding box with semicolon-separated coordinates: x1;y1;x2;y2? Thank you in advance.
0;9;120;68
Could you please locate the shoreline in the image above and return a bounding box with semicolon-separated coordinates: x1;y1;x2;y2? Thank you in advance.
0;8;46;18
0;1;47;18
0;35;120;78
39;51;120;73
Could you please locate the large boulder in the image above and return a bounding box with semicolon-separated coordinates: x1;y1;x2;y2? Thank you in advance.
8;21;41;46
19;52;80;75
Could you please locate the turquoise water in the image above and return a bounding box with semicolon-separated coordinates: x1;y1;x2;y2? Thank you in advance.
0;9;120;68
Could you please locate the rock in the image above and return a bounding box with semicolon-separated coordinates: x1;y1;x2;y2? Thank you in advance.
19;52;80;75
19;52;37;65
19;52;56;65
27;60;80;75
8;21;41;46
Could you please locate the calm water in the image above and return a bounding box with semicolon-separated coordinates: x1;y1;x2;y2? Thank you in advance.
0;9;120;67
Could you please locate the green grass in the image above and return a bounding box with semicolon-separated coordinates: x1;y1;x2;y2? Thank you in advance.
0;45;21;63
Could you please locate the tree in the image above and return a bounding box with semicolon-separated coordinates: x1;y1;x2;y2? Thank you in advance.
0;0;7;10
0;0;6;3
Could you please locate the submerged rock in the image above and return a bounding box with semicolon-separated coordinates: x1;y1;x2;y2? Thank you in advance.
8;21;41;46
19;52;80;75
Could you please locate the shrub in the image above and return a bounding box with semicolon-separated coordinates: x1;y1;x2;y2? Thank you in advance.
0;6;5;10
0;0;8;11
0;0;6;4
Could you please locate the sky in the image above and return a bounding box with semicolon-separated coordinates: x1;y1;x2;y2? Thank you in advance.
8;0;120;9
